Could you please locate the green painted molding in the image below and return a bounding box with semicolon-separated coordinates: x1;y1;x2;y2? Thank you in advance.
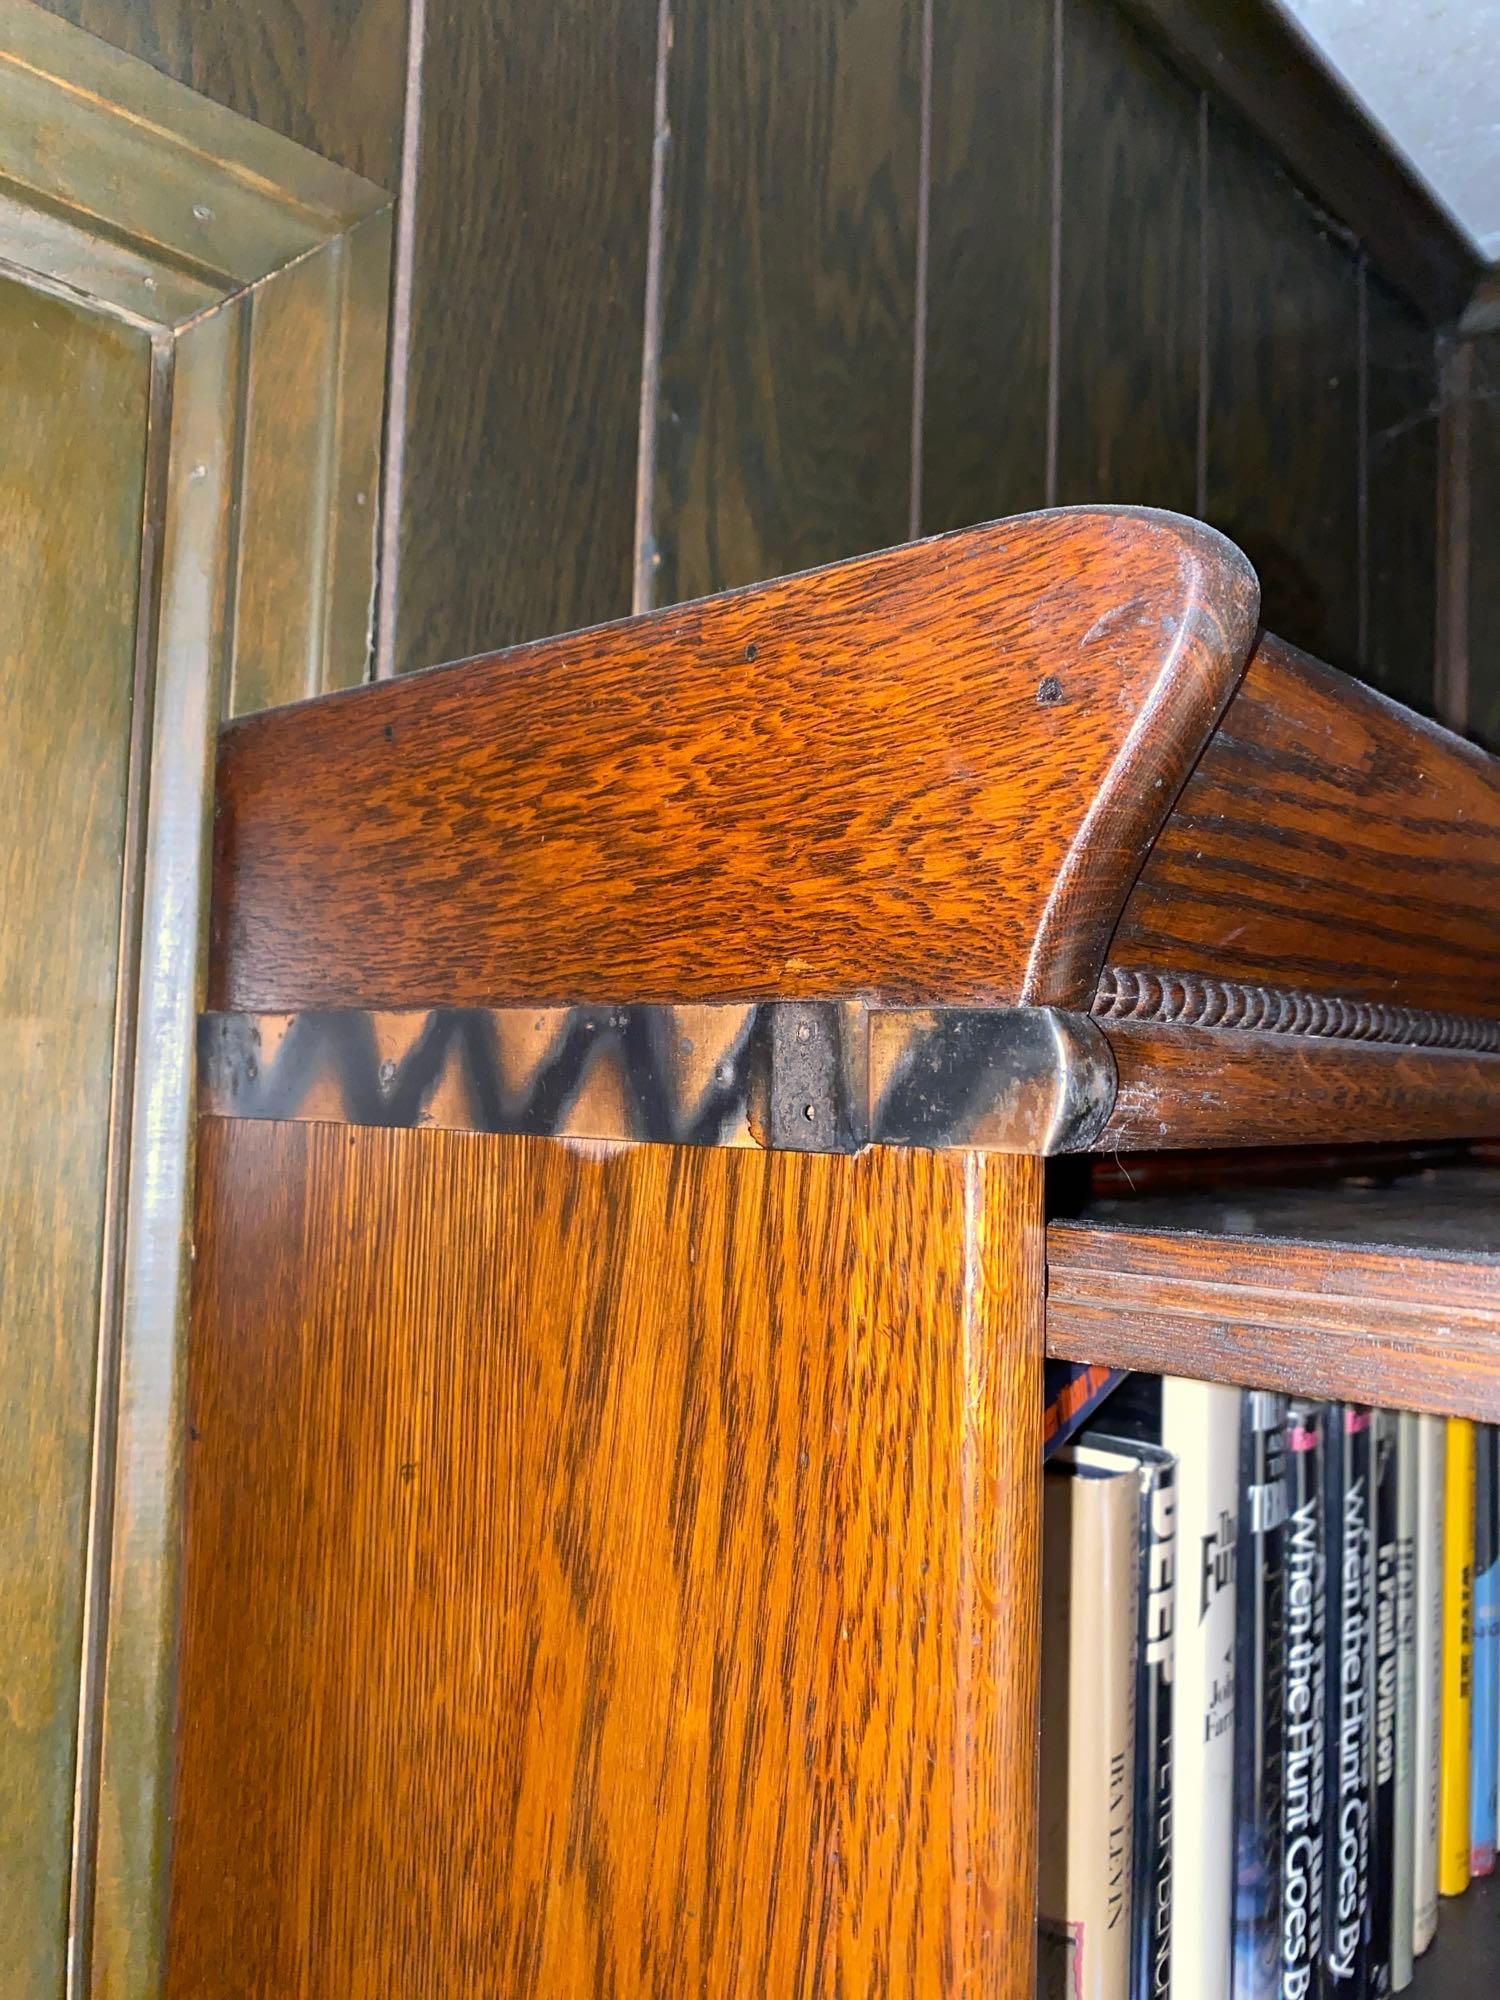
0;5;393;1996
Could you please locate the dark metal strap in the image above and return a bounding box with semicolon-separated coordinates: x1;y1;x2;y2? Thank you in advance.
197;1002;1117;1156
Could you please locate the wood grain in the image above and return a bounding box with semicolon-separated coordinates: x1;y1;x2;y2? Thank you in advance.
86;304;243;2000
921;0;1051;533
0;276;149;2000
228;208;391;712
1462;331;1500;754
1047;1170;1500;1420
168;1119;1044;1998
1203;101;1362;668
209;508;1257;1015
1054;0;1200;514
652;0;922;606
1365;270;1439;715
1095;1022;1500;1152
1105;633;1500;1019
393;0;656;665
43;0;409;184
1111;0;1479;326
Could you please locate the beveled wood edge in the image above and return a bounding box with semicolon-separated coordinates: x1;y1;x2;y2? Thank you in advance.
1046;1223;1500;1421
1021;514;1259;1005
1092;1021;1500;1151
1;0;388;317
77;309;240;1999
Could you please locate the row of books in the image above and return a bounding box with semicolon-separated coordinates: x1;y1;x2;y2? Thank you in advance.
1038;1378;1500;1999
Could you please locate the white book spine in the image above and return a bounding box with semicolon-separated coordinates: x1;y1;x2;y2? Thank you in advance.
1390;1411;1418;1991
1163;1378;1240;2000
1411;1412;1446;1955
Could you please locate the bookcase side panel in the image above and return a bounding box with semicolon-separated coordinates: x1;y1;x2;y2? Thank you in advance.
168;1122;1044;1998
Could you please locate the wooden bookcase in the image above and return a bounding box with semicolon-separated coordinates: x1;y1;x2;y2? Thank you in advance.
168;509;1499;1996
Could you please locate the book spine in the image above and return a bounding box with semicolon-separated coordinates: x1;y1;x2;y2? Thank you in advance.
1438;1417;1475;1898
1039;1461;1138;2000
1044;1358;1125;1458
1164;1378;1241;2000
1234;1391;1288;2000
1410;1415;1446;1955
1133;1459;1178;2000
1367;1414;1399;1998
1280;1400;1326;2000
1323;1405;1373;1995
1389;1413;1417;1992
1471;1425;1498;1877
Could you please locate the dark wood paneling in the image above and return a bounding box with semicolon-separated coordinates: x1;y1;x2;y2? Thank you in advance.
1055;0;1200;512
1106;634;1500;1019
393;0;657;668
45;0;408;183
1203;103;1362;668
1466;332;1500;752
1113;0;1480;326
207;511;1258;1014
921;0;1051;532
169;1118;1045;1997
652;0;922;606
1365;269;1438;713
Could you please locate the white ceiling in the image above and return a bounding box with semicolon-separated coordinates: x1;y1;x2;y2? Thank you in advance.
1275;0;1500;259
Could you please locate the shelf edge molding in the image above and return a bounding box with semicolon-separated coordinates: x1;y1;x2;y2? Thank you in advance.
1047;1220;1500;1422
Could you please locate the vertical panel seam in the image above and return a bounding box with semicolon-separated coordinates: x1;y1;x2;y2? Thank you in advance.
633;0;673;615
908;0;934;542
373;0;427;679
1045;0;1063;508
1357;251;1370;667
1436;336;1472;733
66;329;176;2000
1208;94;1216;520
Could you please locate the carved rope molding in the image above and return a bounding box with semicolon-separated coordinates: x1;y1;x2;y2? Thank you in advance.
1094;967;1500;1055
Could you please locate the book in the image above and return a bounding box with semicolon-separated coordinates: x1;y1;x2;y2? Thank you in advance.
1389;1412;1418;1992
1368;1411;1399;1998
1101;1375;1239;2000
1438;1416;1475;1898
1411;1414;1446;1955
1081;1430;1178;2000
1279;1399;1327;2000
1044;1359;1125;1459
1232;1390;1288;2000
1039;1445;1139;2000
1471;1425;1498;1876
1323;1405;1374;1995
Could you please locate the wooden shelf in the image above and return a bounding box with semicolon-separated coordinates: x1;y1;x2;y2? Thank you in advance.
1409;1874;1500;1997
1046;1166;1500;1419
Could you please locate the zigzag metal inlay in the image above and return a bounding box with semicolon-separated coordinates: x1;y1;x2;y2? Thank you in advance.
196;1002;1117;1155
1093;966;1500;1054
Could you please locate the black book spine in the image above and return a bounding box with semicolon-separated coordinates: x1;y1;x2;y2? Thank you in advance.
1235;1391;1289;2000
1133;1456;1178;2000
1324;1406;1374;1996
1282;1401;1327;2000
1368;1415;1399;1998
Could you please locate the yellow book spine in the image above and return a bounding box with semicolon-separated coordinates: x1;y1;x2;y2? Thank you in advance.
1439;1416;1476;1896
